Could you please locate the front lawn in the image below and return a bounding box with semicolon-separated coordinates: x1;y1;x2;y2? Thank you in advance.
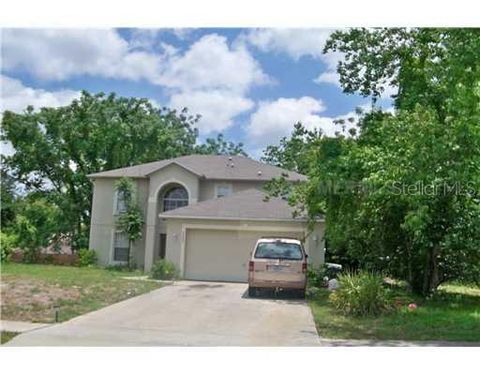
0;263;161;323
1;331;19;344
309;283;480;342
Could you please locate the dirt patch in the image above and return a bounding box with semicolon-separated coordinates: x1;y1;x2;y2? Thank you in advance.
1;276;81;322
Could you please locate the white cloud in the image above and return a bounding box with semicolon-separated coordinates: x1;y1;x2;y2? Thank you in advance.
1;29;165;82
246;96;366;149
157;34;269;93
0;75;80;113
161;34;269;134
242;28;350;90
2;30;271;135
242;28;332;60
247;96;325;142
169;90;254;133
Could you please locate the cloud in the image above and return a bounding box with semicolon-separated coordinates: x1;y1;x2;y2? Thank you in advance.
161;34;270;134
242;28;332;60
157;34;269;93
169;90;254;133
2;30;270;135
246;96;325;142
0;75;80;113
246;96;367;149
1;29;165;82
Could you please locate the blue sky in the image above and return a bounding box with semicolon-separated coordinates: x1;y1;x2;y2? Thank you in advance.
1;28;394;157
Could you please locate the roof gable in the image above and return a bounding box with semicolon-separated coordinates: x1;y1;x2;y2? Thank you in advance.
88;155;306;182
158;188;309;222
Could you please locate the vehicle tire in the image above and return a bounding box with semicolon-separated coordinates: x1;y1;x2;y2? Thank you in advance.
248;287;256;297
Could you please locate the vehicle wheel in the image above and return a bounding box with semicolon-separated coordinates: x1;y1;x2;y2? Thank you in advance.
297;289;306;299
248;287;256;297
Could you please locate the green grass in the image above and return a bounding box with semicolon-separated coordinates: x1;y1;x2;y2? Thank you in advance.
1;263;162;323
308;283;480;342
1;331;19;344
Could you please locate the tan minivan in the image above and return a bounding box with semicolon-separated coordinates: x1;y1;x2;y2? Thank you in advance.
248;238;307;298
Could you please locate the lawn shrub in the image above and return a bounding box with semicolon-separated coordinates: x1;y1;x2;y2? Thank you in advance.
307;265;328;287
151;259;178;280
0;231;17;263
78;248;97;267
329;271;394;316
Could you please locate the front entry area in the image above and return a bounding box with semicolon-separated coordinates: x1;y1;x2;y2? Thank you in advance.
184;229;302;282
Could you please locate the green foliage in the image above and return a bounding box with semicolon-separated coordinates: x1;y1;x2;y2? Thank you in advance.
0;231;17;262
307;265;328;288
1;167;18;228
115;177;144;268
150;259;178;280
329;271;394;316
265;29;480;296
13;197;61;263
1;91;243;251
195;133;247;156
77;248;97;267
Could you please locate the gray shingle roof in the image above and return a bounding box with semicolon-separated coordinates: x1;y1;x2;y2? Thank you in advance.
87;155;306;182
159;189;307;221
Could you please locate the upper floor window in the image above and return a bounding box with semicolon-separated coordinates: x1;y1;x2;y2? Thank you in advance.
115;189;129;214
215;183;232;198
163;186;188;212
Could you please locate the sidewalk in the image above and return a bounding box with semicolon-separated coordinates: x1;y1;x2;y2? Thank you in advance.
1;320;52;333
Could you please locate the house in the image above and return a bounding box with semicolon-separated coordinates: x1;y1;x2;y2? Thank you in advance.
87;155;325;282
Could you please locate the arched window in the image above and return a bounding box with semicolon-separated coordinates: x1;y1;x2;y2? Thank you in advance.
162;186;188;212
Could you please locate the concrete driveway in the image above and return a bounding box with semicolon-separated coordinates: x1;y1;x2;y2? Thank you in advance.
7;281;320;346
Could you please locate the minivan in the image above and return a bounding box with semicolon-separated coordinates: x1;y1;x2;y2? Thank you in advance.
248;238;307;298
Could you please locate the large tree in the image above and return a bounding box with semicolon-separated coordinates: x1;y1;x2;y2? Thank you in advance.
264;29;480;295
1;91;245;250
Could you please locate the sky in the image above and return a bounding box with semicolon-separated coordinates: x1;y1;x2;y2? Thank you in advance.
1;28;395;158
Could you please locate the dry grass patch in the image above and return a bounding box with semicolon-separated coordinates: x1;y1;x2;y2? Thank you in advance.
1;263;161;323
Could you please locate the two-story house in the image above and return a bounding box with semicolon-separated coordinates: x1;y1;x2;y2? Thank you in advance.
88;155;325;282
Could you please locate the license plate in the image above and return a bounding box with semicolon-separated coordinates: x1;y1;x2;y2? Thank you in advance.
268;265;284;272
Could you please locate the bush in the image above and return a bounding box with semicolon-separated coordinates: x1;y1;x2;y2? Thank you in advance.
0;231;17;263
329;271;394;316
151;259;178;280
77;248;97;267
307;265;328;287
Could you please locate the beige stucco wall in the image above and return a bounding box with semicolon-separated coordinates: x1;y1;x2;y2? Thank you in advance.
88;177;149;267
162;218;325;278
198;180;264;201
88;164;325;277
143;164;200;270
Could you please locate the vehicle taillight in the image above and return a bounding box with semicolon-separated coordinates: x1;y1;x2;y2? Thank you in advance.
302;262;307;273
248;261;254;272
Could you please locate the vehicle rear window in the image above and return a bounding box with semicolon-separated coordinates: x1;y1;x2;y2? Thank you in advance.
254;242;304;260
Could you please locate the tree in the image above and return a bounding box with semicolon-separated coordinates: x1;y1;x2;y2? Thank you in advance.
114;177;144;269
1;164;18;228
13;196;61;262
316;28;480;294
264;29;480;294
195;133;247;156
1;91;244;250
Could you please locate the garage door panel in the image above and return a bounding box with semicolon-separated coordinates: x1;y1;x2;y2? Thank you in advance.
184;229;301;282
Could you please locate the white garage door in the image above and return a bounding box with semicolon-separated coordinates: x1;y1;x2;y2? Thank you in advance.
184;229;302;282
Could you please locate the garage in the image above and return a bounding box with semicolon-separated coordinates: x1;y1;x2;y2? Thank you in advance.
184;228;302;282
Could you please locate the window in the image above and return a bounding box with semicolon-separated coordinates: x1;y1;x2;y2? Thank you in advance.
163;186;188;212
113;231;129;262
215;183;232;198
254;241;304;260
115;189;128;214
159;233;167;259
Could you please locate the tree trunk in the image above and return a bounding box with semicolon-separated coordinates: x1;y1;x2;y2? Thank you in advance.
422;244;440;295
